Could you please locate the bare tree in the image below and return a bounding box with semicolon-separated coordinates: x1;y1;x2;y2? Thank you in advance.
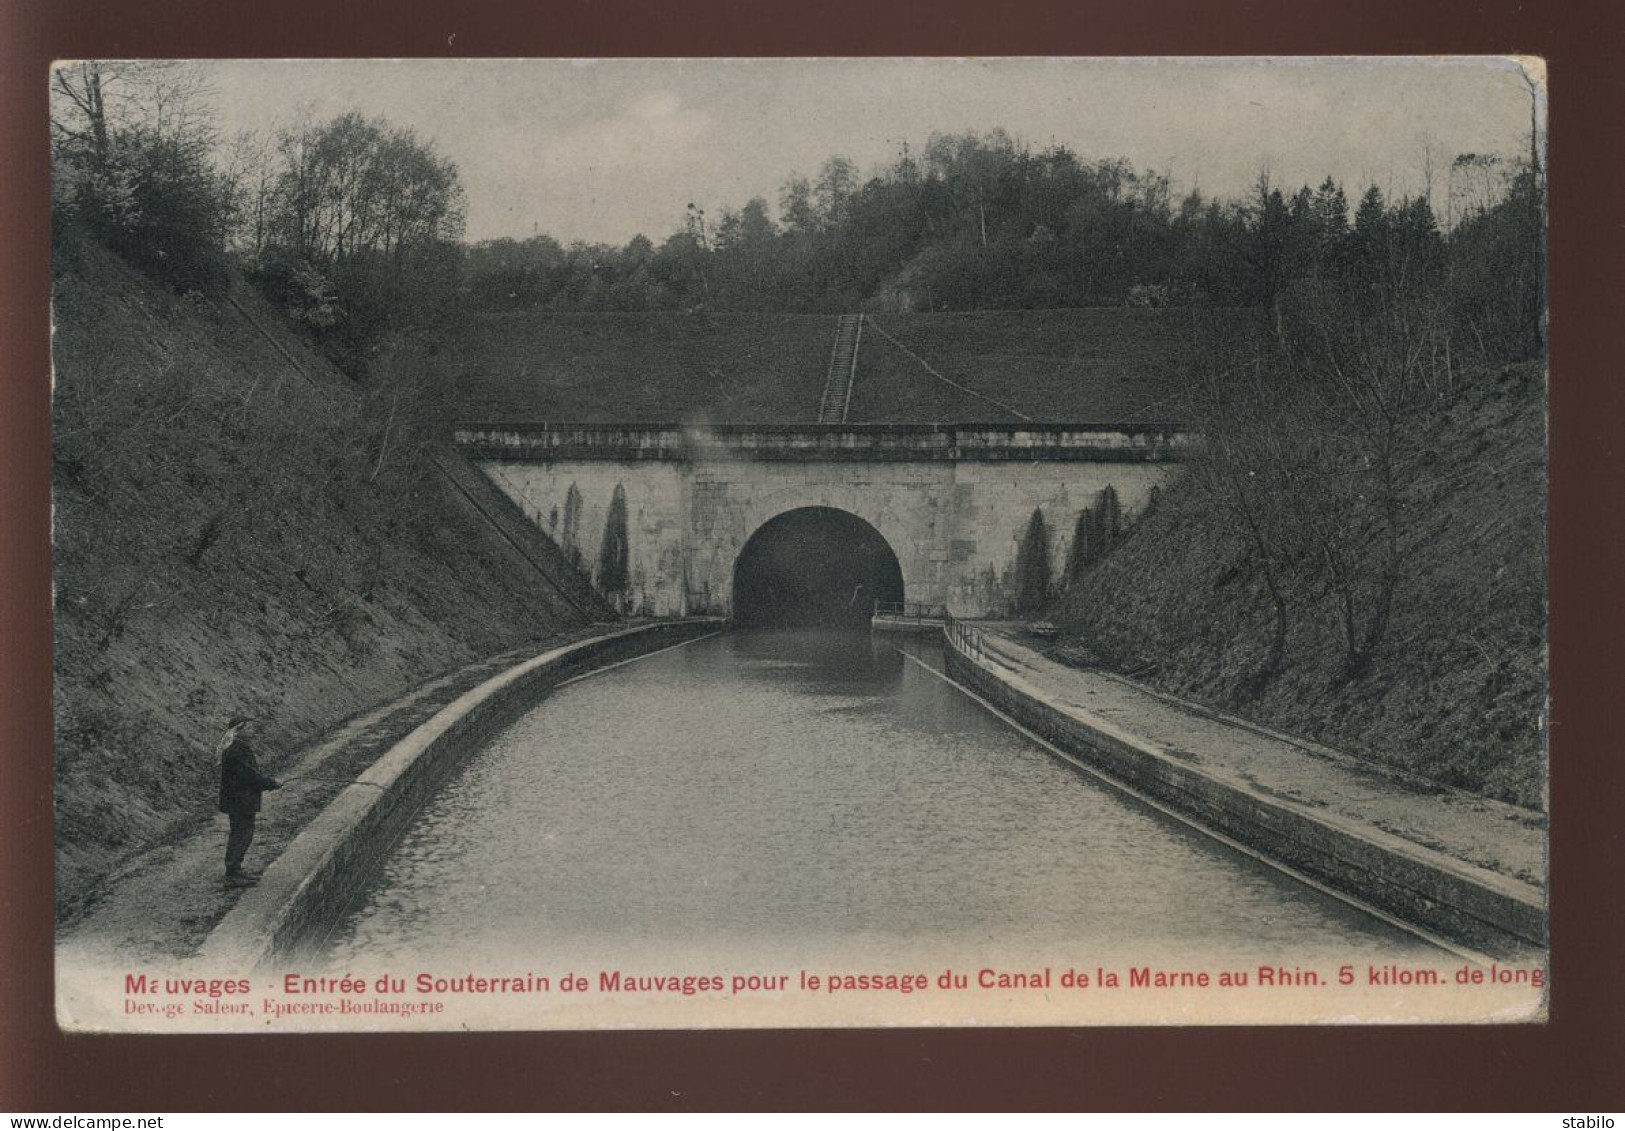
267;112;465;270
50;62;112;165
1275;282;1446;678
1418;134;1439;224
1185;338;1299;693
51;61;216;164
51;61;230;289
218;128;280;267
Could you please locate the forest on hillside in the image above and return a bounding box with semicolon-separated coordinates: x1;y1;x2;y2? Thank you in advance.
463;135;1539;350
51;61;1543;385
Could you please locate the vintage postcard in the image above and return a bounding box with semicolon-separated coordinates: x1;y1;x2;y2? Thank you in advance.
50;57;1547;1031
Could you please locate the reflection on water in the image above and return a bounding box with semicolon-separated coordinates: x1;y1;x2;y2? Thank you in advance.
322;630;1436;972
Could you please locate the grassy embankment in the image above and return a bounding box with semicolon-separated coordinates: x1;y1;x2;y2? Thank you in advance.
1054;361;1546;809
851;309;1189;423
51;237;606;920
438;308;1188;425
443;311;837;423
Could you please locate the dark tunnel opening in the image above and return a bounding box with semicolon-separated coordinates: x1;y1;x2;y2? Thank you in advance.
731;507;905;628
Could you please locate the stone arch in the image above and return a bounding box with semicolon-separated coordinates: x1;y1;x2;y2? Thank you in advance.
732;505;906;627
739;482;922;599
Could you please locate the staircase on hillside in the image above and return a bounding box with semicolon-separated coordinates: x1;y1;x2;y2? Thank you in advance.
817;313;864;424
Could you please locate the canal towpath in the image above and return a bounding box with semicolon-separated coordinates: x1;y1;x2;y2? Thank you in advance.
956;623;1546;943
55;621;658;966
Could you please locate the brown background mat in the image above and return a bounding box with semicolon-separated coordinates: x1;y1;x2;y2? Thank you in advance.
4;0;1622;1110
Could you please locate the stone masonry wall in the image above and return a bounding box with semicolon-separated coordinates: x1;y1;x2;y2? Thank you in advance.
479;457;1175;618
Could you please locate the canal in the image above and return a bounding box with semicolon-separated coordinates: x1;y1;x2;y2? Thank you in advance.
320;629;1439;984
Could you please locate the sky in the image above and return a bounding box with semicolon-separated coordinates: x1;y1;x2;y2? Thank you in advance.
202;57;1542;247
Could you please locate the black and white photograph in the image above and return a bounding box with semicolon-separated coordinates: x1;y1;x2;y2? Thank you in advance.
48;56;1548;1030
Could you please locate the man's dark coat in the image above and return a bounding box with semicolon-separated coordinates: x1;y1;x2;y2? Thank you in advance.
219;738;279;815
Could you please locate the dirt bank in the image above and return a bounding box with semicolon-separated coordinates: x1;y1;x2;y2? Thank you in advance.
51;236;608;920
1054;361;1546;809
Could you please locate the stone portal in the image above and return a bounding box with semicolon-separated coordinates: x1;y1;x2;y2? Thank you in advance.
732;507;904;627
455;423;1189;618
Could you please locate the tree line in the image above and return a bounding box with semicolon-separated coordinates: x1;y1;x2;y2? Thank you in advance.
1158;111;1542;691
51;62;466;377
461;128;1543;364
51;63;1543;385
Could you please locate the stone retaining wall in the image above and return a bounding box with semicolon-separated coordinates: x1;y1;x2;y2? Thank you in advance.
944;635;1546;957
197;619;722;970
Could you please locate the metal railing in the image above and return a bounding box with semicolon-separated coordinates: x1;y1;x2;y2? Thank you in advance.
872;599;946;620
871;599;948;635
942;608;984;661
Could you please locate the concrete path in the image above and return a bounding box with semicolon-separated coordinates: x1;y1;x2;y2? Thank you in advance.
971;624;1547;892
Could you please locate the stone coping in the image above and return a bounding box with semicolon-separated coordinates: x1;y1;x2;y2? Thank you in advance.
944;626;1546;959
195;618;723;971
455;420;1187;434
454;423;1191;464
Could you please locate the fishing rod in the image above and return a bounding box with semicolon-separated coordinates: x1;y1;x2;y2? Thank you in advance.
277;773;388;789
207;724;388;794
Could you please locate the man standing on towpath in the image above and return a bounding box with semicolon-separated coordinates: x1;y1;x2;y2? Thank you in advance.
218;715;281;882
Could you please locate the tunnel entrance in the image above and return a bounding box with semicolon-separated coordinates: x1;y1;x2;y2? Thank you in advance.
732;507;904;628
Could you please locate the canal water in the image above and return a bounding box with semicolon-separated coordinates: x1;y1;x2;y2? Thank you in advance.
321;630;1439;986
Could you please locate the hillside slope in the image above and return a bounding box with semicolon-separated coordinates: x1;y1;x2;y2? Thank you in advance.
853;309;1189;423
444;311;837;423
1054;361;1546;809
51;238;606;920
437;308;1190;425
